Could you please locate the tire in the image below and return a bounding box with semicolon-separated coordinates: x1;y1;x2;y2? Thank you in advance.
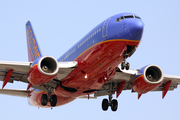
102;99;109;111
121;62;125;70
111;99;118;111
50;95;57;107
126;62;130;70
41;94;48;106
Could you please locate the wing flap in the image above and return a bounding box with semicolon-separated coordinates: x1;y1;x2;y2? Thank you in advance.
78;95;97;99
0;61;30;84
0;89;29;97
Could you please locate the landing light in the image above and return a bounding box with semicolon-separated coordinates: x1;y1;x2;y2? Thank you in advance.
85;74;88;79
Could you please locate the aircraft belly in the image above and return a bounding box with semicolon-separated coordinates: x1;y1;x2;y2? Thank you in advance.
54;40;140;97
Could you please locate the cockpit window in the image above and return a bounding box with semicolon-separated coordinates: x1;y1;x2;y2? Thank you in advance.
116;17;122;22
124;15;134;19
116;15;141;22
135;16;141;19
116;17;120;22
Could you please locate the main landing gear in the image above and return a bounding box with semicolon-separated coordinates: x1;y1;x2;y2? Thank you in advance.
102;82;118;111
41;94;57;107
41;87;57;107
102;94;118;111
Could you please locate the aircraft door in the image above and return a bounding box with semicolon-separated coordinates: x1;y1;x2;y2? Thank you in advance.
102;18;111;38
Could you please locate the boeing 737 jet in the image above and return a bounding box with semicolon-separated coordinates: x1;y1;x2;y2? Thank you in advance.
0;13;180;111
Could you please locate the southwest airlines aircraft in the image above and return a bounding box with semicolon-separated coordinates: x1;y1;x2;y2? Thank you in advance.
0;13;180;112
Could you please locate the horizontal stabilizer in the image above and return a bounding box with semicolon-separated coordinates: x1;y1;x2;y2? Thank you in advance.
0;89;29;98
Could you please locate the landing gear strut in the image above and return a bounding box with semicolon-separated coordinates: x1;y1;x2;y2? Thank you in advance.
121;52;130;70
41;87;57;107
102;94;118;111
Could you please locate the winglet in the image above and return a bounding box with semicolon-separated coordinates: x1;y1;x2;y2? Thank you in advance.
26;20;42;62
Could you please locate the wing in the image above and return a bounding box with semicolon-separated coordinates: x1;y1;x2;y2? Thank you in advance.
94;66;180;98
0;89;29;97
0;60;78;94
0;61;30;84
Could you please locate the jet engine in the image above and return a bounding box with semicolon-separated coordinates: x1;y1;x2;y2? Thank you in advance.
27;56;59;85
132;65;163;94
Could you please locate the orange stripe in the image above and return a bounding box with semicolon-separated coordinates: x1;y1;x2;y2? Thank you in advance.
132;75;143;86
31;89;44;93
31;64;38;67
74;39;140;61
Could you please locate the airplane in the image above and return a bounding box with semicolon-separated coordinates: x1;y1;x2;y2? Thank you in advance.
0;12;180;112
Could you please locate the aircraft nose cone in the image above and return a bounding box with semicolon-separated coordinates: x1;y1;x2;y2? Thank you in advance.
127;20;144;40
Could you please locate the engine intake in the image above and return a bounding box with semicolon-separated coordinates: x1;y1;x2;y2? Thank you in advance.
38;56;59;75
144;65;163;84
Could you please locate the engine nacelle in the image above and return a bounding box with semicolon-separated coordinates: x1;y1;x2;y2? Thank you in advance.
27;56;59;85
132;65;163;94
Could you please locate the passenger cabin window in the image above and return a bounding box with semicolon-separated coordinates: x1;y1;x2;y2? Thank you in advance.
116;15;141;22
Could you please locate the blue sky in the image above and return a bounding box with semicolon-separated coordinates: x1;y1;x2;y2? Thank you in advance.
0;0;180;120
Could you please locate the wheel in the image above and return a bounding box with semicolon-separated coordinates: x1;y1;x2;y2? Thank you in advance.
102;99;109;111
50;95;57;107
121;62;125;70
126;62;130;70
111;99;118;111
41;94;48;106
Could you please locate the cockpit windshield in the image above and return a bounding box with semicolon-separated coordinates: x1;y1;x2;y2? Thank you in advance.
116;15;141;22
124;15;134;19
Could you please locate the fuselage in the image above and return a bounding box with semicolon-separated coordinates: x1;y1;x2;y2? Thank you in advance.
28;13;144;107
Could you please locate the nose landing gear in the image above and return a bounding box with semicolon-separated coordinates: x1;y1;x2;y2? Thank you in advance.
121;61;130;70
121;53;130;70
121;45;137;70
